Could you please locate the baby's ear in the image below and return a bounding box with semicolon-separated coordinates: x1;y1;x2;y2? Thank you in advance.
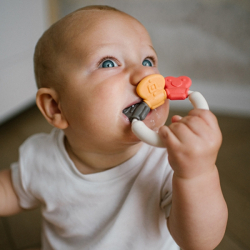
36;88;68;129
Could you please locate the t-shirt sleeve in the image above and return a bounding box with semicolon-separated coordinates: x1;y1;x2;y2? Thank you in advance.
11;161;40;209
160;167;174;218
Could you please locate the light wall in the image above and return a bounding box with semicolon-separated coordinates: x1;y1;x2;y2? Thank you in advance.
0;0;49;124
60;0;250;117
0;0;249;125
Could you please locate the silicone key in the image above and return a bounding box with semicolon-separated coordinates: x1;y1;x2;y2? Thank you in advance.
136;74;167;109
123;102;150;122
165;76;192;100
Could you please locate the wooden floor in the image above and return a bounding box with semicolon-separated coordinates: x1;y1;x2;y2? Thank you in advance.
0;105;249;250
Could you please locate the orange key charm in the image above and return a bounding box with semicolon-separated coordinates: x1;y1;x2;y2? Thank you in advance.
136;74;167;109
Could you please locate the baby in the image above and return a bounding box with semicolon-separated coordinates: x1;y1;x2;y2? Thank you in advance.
0;5;228;250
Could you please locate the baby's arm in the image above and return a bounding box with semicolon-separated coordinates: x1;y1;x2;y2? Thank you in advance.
0;169;23;216
159;109;228;250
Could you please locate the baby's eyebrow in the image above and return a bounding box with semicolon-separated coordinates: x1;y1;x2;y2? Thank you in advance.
149;45;158;56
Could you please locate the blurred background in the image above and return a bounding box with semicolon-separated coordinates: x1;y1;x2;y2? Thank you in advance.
0;0;249;249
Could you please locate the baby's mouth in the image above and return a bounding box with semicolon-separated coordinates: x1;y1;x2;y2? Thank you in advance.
122;102;151;122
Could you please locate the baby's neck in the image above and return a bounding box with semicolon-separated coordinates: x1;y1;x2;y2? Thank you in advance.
64;137;142;175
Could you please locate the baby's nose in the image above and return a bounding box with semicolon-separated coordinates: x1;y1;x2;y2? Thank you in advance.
130;65;157;87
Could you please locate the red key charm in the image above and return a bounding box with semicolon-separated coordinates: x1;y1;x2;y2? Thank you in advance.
165;76;192;100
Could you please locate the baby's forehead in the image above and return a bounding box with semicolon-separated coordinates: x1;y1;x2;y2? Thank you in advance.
52;10;147;55
56;9;134;39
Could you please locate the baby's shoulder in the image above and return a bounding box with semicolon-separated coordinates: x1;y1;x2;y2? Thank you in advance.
19;128;63;160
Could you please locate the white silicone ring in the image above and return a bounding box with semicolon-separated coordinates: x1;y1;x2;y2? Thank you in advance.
131;91;209;148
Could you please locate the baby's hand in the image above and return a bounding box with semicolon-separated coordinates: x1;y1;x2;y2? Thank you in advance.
159;109;222;179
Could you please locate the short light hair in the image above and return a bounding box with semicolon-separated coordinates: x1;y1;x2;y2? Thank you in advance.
33;5;123;89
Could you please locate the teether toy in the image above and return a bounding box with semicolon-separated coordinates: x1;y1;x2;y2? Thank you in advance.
123;102;150;122
129;74;209;148
123;74;166;122
165;76;192;100
136;74;167;109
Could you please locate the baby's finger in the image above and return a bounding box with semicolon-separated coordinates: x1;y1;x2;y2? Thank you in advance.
177;114;210;137
168;120;200;144
171;115;182;123
158;125;181;149
188;109;219;130
186;109;222;146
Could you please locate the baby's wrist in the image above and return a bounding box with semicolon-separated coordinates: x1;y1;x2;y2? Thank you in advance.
172;163;217;181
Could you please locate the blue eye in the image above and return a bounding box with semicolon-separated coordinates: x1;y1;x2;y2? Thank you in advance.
142;58;153;67
99;59;118;68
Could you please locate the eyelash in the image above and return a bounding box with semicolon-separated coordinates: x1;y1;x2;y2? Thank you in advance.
97;55;157;68
144;56;157;66
97;56;119;68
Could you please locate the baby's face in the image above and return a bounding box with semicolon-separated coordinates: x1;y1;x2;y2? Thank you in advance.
58;11;169;148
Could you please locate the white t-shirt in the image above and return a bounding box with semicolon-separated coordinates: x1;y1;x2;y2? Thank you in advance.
11;128;179;250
